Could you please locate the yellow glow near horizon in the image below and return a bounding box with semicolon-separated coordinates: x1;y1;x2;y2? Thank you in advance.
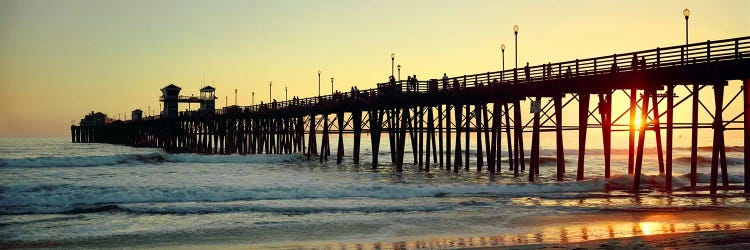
0;0;748;137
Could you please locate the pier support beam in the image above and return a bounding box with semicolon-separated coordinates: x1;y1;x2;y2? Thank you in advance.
446;105;452;171
530;97;541;182
745;79;750;193
577;93;589;181
308;115;317;160
513;101;524;176
651;93;665;175
628;89;637;175
666;84;675;191
454;103;463;172
321;114;329;162
419;107;424;168
397;108;409;172
465;104;470;171
370;109;383;169
426;106;434;172
336;112;344;164
554;95;565;181
388;110;396;163
505;104;514;173
476;104;484;172
353;111;362;164
438;105;444;170
710;82;728;194
489;103;500;174
598;92;612;179
634;89;652;193
690;83;700;189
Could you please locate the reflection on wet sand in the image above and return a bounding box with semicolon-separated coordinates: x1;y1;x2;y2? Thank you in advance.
279;221;750;250
252;208;750;250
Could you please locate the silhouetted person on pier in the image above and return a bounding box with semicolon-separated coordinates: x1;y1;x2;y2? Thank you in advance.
442;73;449;90
453;78;460;90
639;56;647;70
565;66;572;78
406;76;412;91
411;75;419;91
547;63;553;79
388;75;396;93
631;54;638;71
524;62;531;83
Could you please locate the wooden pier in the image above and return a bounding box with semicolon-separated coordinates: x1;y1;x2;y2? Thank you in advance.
72;37;750;194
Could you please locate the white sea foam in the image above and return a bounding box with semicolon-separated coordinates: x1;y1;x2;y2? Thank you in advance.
0;179;608;214
0;152;305;168
5;171;746;215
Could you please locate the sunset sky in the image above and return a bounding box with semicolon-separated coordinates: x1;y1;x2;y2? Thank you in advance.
1;0;748;137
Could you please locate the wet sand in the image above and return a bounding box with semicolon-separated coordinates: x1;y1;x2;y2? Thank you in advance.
5;207;750;249
485;229;750;249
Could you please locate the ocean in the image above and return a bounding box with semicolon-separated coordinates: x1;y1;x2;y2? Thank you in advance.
2;135;750;249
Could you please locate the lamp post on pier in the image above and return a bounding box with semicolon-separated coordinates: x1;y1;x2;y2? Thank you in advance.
318;70;321;97
234;89;237;106
391;53;395;77
501;43;506;82
252;91;254;105
397;64;401;81
684;8;690;45
285;86;288;102
330;77;334;95
513;25;519;69
269;81;272;102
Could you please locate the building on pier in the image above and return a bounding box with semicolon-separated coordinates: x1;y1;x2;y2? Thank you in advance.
199;86;216;113
131;109;143;121
160;84;182;118
80;111;107;126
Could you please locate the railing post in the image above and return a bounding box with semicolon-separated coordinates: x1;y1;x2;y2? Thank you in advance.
681;47;685;65
575;59;579;76
707;40;711;63
656;47;661;68
736;40;740;60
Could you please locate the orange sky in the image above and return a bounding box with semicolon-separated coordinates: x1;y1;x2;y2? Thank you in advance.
0;0;748;137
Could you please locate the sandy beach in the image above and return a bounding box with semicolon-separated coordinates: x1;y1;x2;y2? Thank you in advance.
498;229;750;249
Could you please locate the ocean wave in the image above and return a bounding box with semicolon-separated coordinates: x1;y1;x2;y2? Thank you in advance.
1;201;459;216
0;181;605;215
0;152;305;168
2;172;746;215
673;156;745;167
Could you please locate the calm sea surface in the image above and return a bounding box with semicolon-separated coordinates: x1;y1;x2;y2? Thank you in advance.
2;135;749;249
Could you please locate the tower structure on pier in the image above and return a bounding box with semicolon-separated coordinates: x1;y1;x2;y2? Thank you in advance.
131;109;143;121
200;86;217;113
160;84;181;117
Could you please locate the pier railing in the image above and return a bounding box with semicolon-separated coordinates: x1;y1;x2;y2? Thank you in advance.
163;36;749;119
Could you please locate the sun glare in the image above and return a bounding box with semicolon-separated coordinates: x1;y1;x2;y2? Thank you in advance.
639;222;661;236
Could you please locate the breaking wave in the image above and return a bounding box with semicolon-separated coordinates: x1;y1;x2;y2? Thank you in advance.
0;180;605;215
0;152;305;168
